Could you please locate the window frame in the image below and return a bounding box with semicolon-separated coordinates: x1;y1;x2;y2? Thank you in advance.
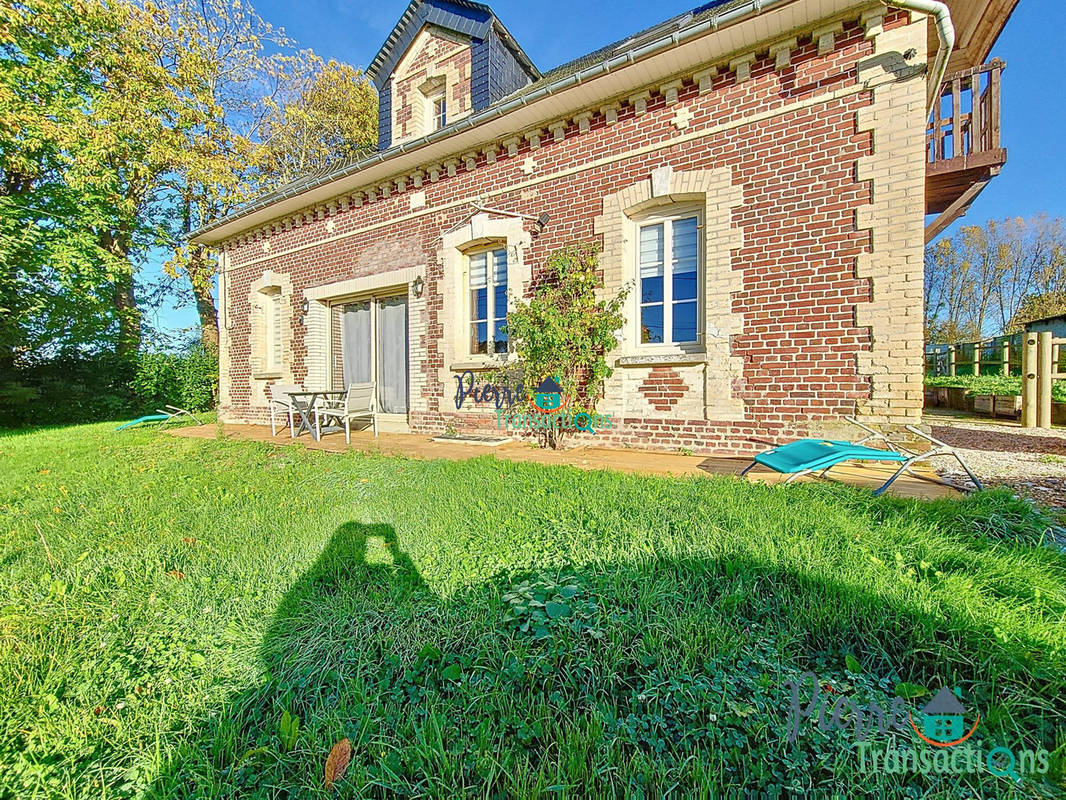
632;204;703;350
262;287;283;371
432;93;447;131
466;243;509;357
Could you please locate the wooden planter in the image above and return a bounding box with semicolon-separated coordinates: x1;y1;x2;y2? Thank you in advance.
973;394;1021;418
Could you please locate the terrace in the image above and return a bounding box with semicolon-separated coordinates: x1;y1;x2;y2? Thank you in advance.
171;422;961;500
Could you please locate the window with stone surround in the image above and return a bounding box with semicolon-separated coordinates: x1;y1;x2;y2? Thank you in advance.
431;93;447;131
262;287;283;371
468;245;507;355
438;213;531;374
419;76;448;136
634;206;702;347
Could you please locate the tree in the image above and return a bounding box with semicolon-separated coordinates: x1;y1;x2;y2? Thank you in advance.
1;0;377;371
58;0;221;359
925;215;1066;342
252;59;378;190
924;237;982;342
159;4;377;354
158;0;301;355
1007;291;1066;333
0;0;127;363
503;245;628;448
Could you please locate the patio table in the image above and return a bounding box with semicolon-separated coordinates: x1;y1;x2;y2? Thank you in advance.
286;390;346;441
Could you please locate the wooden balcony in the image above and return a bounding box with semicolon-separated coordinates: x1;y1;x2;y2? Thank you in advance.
925;60;1007;242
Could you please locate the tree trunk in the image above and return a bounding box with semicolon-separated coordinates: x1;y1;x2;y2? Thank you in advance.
113;275;140;359
193;277;219;355
100;228;141;359
187;245;219;356
181;197;219;355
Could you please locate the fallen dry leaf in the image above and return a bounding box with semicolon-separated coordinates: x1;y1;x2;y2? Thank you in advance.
324;738;351;791
181;537;197;546
167;570;185;580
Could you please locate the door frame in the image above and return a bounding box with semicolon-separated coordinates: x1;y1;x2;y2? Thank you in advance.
328;288;410;433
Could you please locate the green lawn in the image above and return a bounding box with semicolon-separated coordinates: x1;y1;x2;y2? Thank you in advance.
1;423;1064;798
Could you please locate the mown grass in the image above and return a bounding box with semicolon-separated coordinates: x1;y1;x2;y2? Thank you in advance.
0;422;1064;798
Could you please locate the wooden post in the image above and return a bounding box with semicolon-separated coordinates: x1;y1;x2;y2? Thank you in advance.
952;76;962;158
1039;331;1053;428
1001;341;1011;376
948;345;956;376
990;63;1002;149
1023;334;1038;428
973;341;981;377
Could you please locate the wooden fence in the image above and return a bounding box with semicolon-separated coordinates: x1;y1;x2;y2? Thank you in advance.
1022;331;1066;428
925;334;1022;377
928;334;1066;427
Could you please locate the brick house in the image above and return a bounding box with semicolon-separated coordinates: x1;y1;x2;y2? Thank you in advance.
190;0;1015;454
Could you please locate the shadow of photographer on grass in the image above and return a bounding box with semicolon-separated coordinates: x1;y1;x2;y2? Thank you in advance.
147;512;1064;799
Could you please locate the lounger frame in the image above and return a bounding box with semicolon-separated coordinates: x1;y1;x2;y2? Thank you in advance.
741;418;983;497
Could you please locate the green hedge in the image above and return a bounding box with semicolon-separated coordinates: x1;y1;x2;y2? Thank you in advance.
0;347;217;427
130;348;217;413
924;374;1066;403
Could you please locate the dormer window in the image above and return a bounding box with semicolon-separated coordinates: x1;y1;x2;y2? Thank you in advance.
432;93;447;131
419;77;448;135
368;4;539;150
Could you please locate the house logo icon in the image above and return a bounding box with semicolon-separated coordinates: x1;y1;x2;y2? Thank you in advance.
908;687;980;747
533;377;563;412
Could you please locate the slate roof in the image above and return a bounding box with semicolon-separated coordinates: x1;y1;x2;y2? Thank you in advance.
190;0;770;240
536;377;563;394
505;0;755;102
366;0;538;87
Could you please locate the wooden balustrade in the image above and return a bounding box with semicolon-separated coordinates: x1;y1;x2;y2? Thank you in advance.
927;59;1005;169
925;60;1008;243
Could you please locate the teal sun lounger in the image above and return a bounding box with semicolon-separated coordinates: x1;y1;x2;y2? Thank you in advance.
740;418;982;497
115;405;203;431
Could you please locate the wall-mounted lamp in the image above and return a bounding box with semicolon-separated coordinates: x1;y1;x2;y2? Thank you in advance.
467;203;550;233
412;275;425;298
300;299;309;314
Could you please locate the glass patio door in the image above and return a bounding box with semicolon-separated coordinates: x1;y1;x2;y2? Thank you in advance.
340;294;408;415
375;295;408;414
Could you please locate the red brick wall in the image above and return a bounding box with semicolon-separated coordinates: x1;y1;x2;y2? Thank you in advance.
220;13;913;455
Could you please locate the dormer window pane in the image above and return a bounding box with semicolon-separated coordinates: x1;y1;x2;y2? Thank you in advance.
433;95;447;130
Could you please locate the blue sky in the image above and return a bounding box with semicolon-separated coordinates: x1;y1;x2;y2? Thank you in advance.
152;0;1065;337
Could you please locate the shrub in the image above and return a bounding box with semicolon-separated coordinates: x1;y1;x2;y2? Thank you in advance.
503;244;629;448
0;347;217;427
0;353;136;427
924;374;1066;403
132;346;217;413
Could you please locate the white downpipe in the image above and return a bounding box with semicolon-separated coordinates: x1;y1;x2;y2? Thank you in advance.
888;0;956;113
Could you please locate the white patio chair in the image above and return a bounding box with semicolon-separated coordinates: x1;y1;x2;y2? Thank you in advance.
268;383;302;437
315;382;377;443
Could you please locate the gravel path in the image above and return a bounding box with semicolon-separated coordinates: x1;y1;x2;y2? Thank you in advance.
926;418;1066;508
